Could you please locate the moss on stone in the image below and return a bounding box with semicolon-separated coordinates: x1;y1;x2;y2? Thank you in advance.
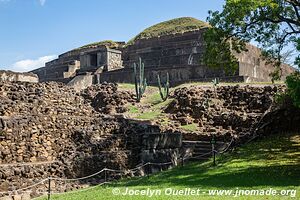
75;40;122;50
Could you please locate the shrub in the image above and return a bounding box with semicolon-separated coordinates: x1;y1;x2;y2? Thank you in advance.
286;71;300;108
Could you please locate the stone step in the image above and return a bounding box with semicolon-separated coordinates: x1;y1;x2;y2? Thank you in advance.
182;140;225;144
193;148;212;154
194;144;213;148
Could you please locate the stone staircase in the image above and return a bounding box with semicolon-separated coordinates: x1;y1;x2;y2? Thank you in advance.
182;140;227;161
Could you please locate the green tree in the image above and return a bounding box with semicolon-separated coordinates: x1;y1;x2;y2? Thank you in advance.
204;0;300;79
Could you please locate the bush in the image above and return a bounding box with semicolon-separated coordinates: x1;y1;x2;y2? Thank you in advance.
286;71;300;108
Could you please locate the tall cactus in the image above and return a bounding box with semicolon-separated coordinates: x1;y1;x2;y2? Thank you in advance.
133;57;147;102
157;72;170;101
212;77;220;97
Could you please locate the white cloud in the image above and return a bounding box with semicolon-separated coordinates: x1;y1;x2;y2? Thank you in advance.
39;0;46;6
11;55;57;72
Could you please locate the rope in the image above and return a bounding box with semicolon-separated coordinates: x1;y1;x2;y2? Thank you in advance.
183;150;213;161
51;168;106;181
3;178;49;195
50;182;107;195
4;137;236;196
215;137;235;154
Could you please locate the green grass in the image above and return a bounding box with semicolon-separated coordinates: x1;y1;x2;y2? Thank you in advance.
120;84;173;121
136;111;161;120
118;83;136;90
127;17;210;45
74;40;122;50
127;105;139;114
143;92;162;105
180;123;198;132
36;132;300;200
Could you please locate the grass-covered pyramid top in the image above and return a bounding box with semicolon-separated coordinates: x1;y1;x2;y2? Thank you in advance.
127;17;209;45
74;40;123;51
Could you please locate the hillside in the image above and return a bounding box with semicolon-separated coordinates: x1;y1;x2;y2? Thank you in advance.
127;17;210;45
37;132;300;200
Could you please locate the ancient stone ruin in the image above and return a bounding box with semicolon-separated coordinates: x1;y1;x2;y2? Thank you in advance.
0;81;182;199
31;17;295;89
1;17;299;200
0;70;38;83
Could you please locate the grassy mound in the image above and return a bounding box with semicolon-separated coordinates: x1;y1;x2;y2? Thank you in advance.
37;132;300;200
127;17;210;45
74;40;122;51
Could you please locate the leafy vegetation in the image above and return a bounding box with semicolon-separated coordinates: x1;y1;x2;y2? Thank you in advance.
127;17;210;45
286;71;300;108
37;132;300;200
204;0;300;78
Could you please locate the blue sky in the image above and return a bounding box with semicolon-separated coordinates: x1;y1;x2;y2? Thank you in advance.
0;0;224;72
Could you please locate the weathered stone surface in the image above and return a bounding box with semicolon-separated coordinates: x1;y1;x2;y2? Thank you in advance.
0;81;131;198
165;85;285;140
142;132;182;150
0;70;38;83
0;81;180;198
81;83;134;114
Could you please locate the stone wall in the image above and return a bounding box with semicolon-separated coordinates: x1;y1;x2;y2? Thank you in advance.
164;85;285;141
79;47;123;73
31;29;295;85
0;70;38;83
0;82;181;199
120;29;294;83
31;61;80;83
67;74;94;92
99;65;244;86
140;132;182;173
237;44;295;81
122;30;207;68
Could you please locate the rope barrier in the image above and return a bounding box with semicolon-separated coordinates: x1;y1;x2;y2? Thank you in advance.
3;178;49;195
215;137;235;154
3;136;237;198
51;168;106;181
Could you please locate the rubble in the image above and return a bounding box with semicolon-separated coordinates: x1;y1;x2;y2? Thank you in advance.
0;81;129;197
165;85;285;139
81;83;135;114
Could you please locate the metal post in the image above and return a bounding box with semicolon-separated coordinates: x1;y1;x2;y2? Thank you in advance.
147;164;150;179
211;136;216;166
213;149;216;166
47;177;51;200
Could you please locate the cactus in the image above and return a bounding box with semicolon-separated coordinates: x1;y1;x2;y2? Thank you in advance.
212;77;220;87
212;77;220;97
133;57;147;102
202;96;210;109
157;72;170;101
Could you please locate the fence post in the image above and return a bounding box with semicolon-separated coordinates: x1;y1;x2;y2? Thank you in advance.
147;164;150;179
105;169;107;183
181;156;184;167
47;177;51;200
213;149;216;166
211;136;216;166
